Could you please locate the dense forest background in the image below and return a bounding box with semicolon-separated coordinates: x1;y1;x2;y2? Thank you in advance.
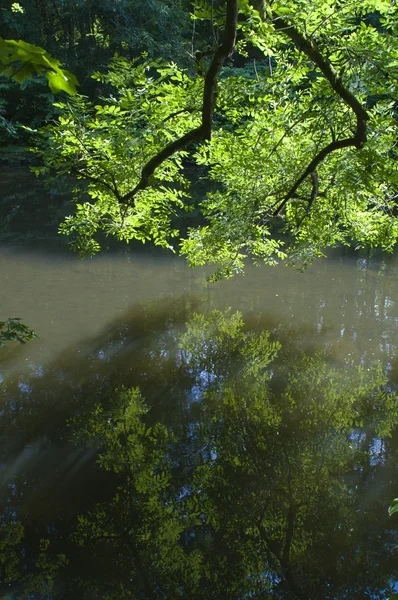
0;0;201;242
0;0;267;246
0;0;216;154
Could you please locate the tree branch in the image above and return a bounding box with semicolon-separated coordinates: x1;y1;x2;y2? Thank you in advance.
73;169;118;197
271;14;369;217
121;0;238;205
296;170;318;226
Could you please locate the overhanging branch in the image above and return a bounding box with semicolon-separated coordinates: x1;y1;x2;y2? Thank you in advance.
121;0;238;206
271;13;369;217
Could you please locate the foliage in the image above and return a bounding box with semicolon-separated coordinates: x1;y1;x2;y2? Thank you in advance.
0;38;78;95
0;304;397;598
31;57;203;255
0;518;24;584
0;522;68;600
11;3;24;13
0;0;193;90
0;0;80;145
0;0;194;147
60;309;398;599
389;498;398;517
30;0;398;277
0;317;36;347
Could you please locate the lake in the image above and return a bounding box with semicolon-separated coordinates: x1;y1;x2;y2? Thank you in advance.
1;235;397;598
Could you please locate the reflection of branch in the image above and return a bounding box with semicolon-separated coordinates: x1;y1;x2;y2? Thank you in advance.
119;407;155;599
256;465;308;600
121;529;156;599
282;482;295;565
121;0;238;205
266;453;308;600
271;14;368;217
281;483;308;600
257;502;308;600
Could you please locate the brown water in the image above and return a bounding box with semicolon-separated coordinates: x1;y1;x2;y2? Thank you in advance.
1;241;397;599
2;244;398;367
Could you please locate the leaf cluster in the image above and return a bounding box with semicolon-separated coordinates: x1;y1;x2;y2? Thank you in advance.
0;38;78;95
32;56;204;255
31;0;398;277
0;317;37;347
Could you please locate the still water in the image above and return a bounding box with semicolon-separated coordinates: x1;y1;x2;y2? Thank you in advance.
1;241;397;599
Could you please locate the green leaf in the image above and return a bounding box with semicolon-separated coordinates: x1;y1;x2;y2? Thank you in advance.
388;499;398;517
11;2;24;12
0;38;78;94
46;70;78;95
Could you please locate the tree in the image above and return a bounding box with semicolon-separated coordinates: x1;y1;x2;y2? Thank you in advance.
31;0;398;277
0;0;194;144
0;1;78;95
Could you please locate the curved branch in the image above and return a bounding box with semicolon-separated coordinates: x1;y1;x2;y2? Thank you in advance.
271;14;369;216
296;170;319;227
121;0;238;205
273;138;355;217
309;170;319;206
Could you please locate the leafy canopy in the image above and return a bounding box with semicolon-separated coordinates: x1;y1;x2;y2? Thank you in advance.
32;0;398;277
33;57;202;256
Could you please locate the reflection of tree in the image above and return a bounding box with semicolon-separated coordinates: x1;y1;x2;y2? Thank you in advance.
1;305;397;599
60;310;398;600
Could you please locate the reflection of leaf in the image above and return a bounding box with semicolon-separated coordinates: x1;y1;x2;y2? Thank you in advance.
388;499;398;517
66;308;398;599
388;595;398;600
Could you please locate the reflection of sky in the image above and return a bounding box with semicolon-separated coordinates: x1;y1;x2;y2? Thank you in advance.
17;381;32;394
369;438;385;466
349;432;386;466
188;370;217;404
29;363;44;378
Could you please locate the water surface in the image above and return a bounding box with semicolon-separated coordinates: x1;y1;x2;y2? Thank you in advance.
1;241;397;599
